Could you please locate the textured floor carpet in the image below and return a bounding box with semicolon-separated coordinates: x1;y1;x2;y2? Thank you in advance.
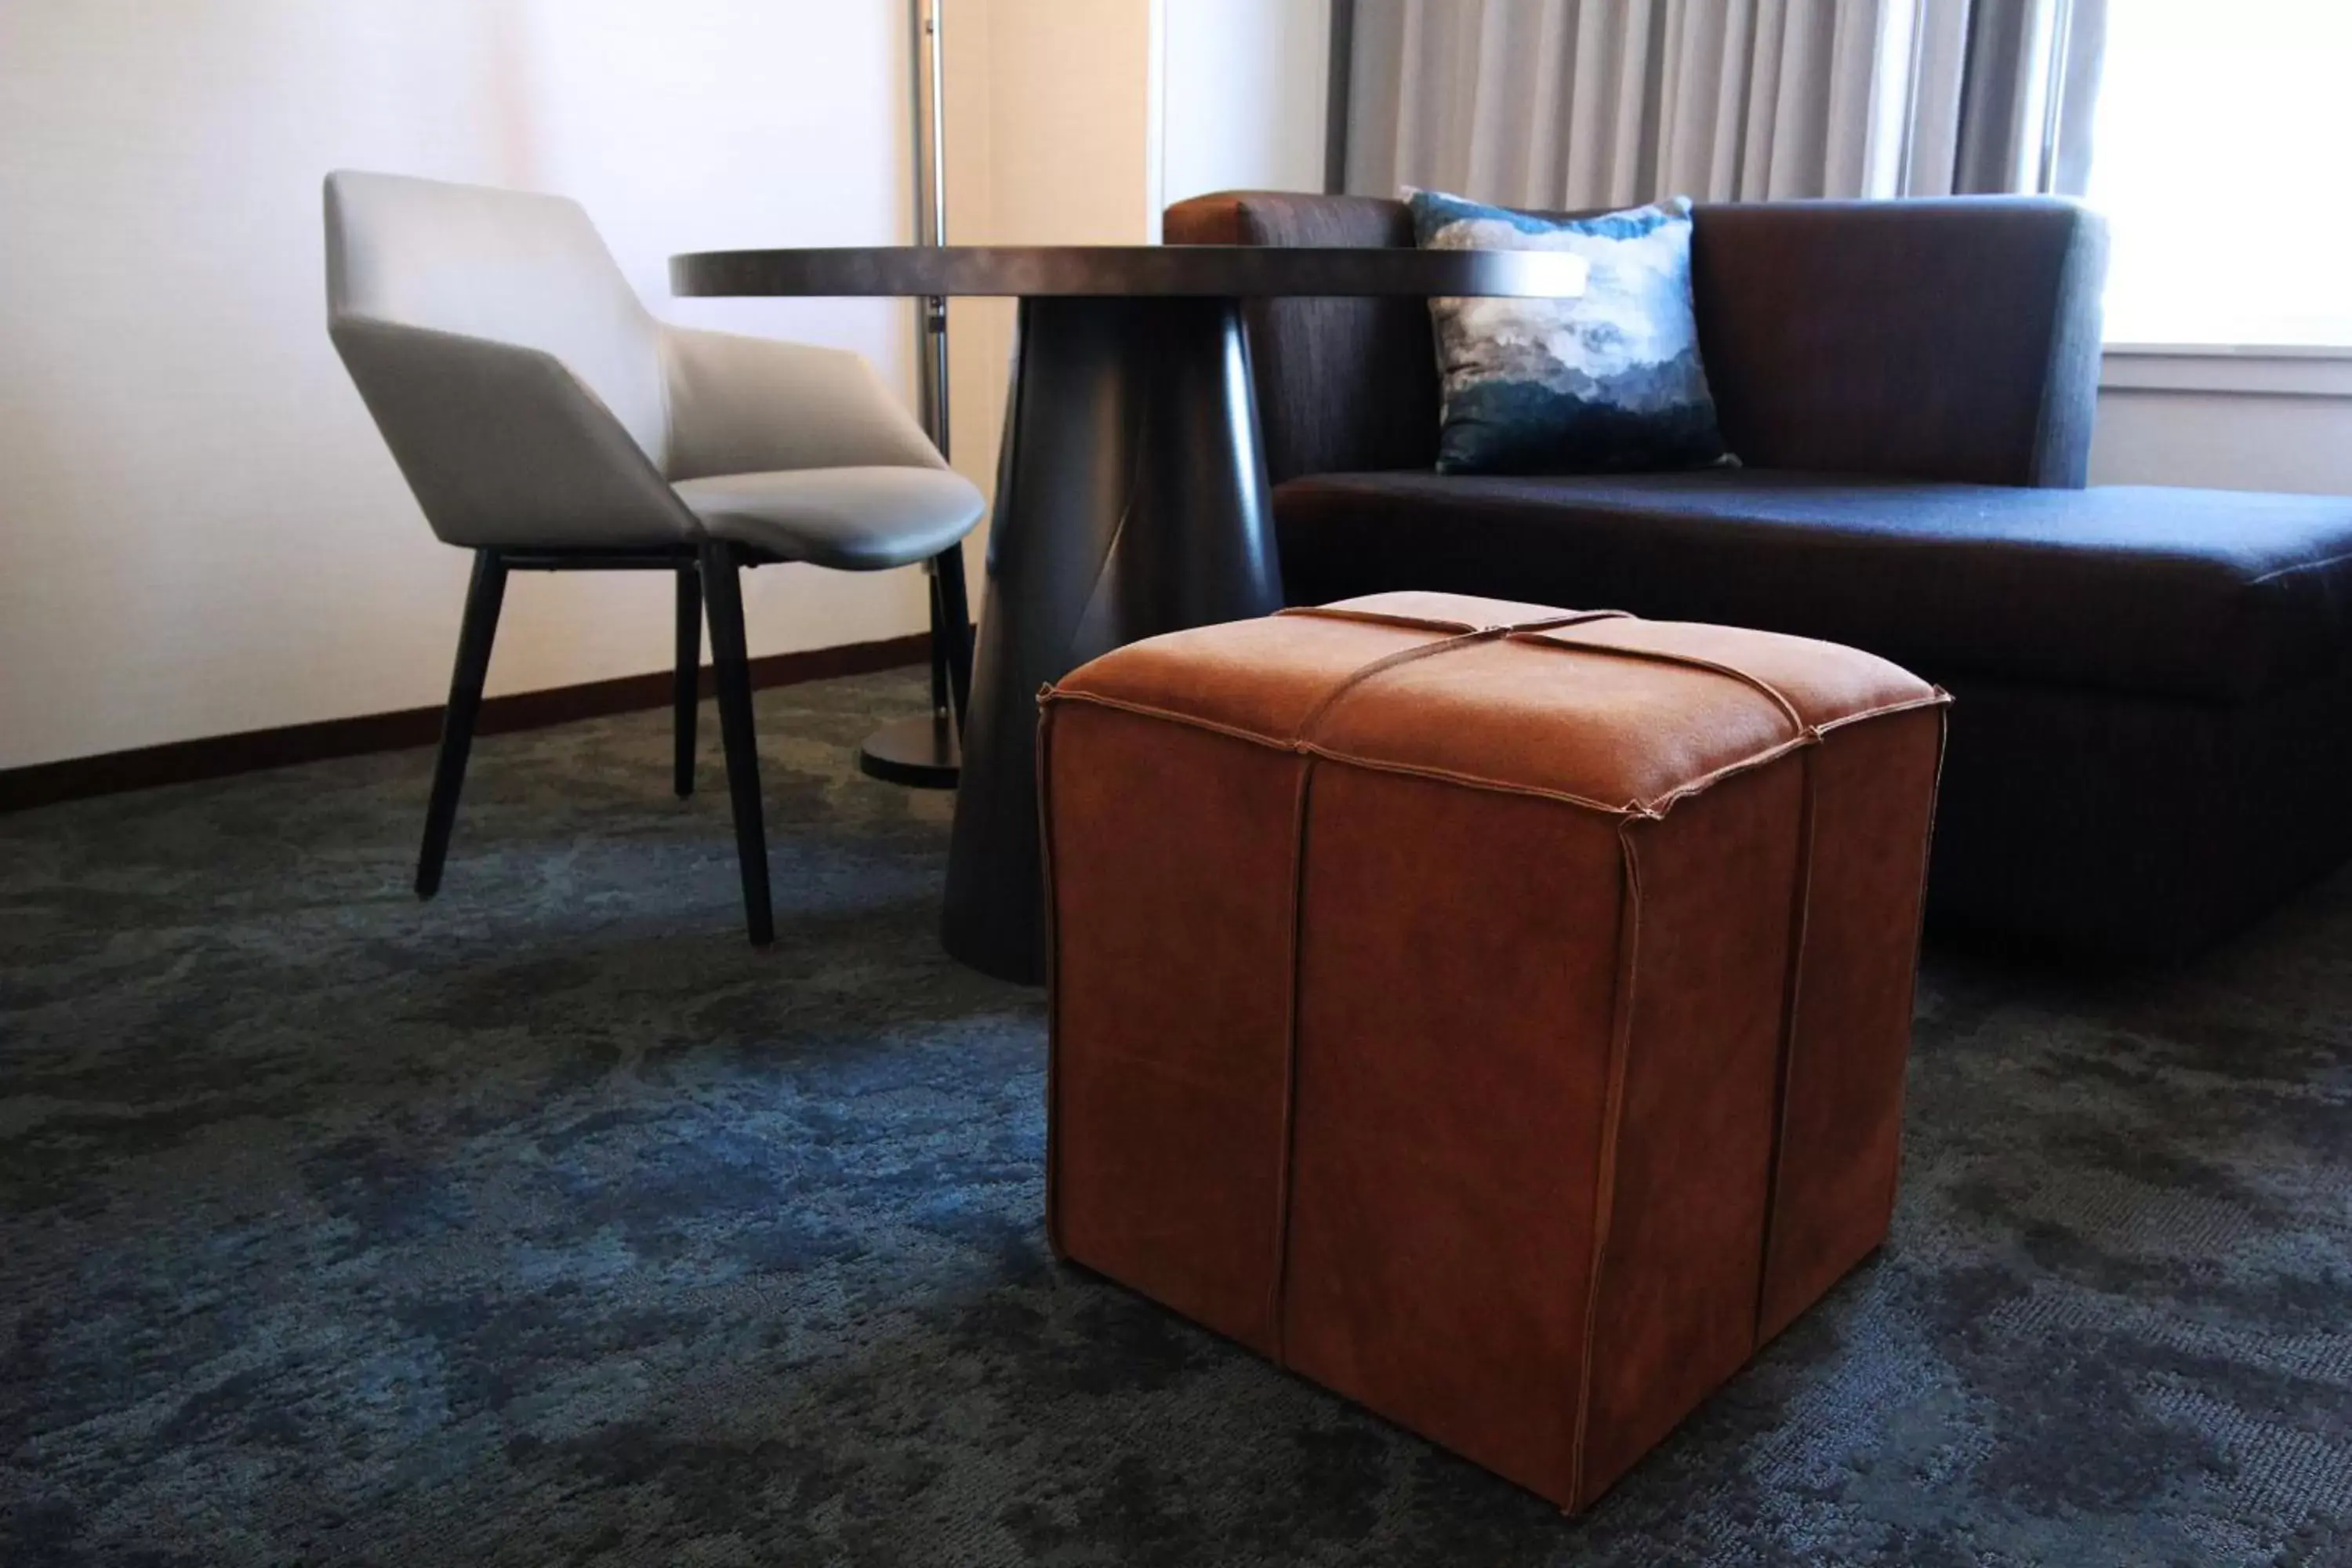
5;669;2352;1566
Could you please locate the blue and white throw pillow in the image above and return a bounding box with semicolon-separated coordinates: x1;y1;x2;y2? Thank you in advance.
1408;189;1731;475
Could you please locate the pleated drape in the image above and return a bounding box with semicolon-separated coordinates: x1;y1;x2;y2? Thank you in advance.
1342;0;2105;209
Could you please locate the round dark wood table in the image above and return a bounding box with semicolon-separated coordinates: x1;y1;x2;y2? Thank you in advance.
671;243;1588;983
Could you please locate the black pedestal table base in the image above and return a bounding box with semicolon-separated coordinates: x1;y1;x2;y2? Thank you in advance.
940;296;1280;982
859;713;960;789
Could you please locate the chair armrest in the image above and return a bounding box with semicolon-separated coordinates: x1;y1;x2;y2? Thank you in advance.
329;317;692;547
659;325;946;483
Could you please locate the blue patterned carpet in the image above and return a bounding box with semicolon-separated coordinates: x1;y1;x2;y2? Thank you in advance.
4;669;2351;1566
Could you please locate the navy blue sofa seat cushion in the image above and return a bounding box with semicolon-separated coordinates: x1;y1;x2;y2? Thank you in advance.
1275;470;2352;705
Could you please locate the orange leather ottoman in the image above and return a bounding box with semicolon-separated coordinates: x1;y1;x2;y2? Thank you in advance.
1039;591;1947;1512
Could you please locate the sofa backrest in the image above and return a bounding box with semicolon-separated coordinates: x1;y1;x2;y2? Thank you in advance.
1164;191;2107;490
1164;193;1441;481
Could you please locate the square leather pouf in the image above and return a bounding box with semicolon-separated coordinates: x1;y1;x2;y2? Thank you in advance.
1040;591;1947;1512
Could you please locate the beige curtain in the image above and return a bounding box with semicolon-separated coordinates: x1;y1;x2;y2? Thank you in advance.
1341;0;2103;208
1950;0;2105;195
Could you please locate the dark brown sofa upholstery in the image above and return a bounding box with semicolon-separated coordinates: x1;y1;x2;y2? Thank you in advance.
1167;191;2352;960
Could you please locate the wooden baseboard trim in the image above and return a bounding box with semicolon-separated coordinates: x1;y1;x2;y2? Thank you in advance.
0;630;938;815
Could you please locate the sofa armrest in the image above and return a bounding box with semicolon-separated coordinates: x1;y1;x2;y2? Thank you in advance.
1690;198;2108;488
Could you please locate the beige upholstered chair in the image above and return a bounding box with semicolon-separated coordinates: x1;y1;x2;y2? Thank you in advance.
325;170;982;944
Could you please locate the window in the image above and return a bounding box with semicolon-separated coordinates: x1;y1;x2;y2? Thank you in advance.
2085;1;2352;350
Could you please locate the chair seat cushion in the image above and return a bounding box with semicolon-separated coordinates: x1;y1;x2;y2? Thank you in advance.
676;466;982;571
1276;470;2352;702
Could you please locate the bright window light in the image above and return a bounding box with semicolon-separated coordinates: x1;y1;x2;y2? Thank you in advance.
2085;1;2352;349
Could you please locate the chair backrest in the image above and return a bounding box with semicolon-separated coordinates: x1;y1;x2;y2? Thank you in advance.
1165;191;2107;490
325;170;668;463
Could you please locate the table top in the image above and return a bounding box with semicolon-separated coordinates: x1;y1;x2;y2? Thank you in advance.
669;244;1588;300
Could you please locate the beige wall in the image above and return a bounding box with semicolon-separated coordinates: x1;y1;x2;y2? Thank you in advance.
934;0;1330;581
965;0;1163;248
0;0;931;771
2092;378;2352;495
929;0;1161;585
1160;0;1330;204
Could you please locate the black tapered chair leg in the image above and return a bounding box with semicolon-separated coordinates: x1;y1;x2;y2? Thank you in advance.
416;549;508;898
673;565;701;798
700;540;773;946
925;568;951;716
932;541;974;731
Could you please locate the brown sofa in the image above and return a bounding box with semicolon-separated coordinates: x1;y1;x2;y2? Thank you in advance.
1167;191;2352;960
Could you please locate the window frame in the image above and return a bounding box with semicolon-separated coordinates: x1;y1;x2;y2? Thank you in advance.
2099;343;2352;400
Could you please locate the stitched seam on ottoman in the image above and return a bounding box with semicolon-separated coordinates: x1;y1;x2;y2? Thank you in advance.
1759;677;1951;1283
1290;610;1642;741
1298;747;1647;818
1630;694;1951;813
1294;629;1506;735
1046;681;1944;818
1266;625;1520;1364
1256;618;1615;1370
1036;702;1069;1261
1810;690;1953;735
1042;691;1647;814
1882;704;1953;1238
1637;736;1820;816
1276;604;1633;637
1508;630;1810;733
1574;820;1646;1508
1039;691;1298;752
1272;606;1483;634
1756;745;1820;1341
1265;753;1316;1366
1044;692;1935;825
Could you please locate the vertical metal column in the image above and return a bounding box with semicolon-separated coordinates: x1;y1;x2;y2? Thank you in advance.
860;0;968;789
